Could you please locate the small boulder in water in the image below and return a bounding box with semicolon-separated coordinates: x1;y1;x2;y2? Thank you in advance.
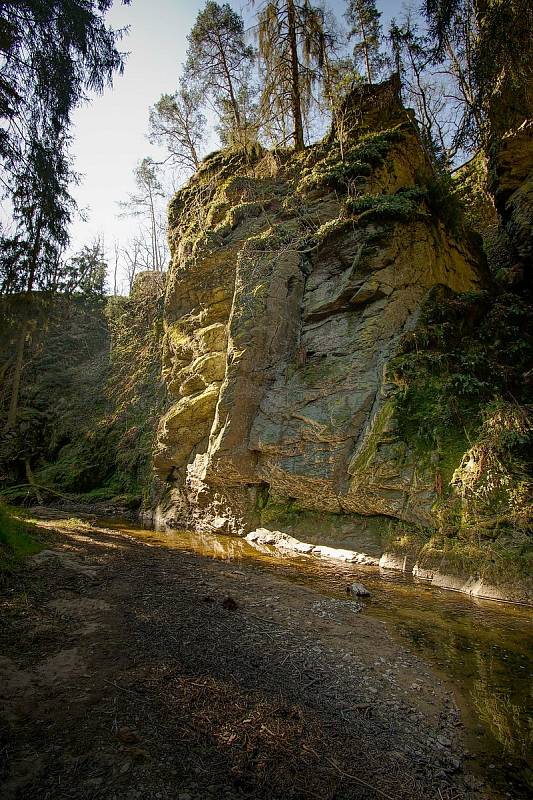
349;582;371;597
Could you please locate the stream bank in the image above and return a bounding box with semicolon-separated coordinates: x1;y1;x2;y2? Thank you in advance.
0;513;531;800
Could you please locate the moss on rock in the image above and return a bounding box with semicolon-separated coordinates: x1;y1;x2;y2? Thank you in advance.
389;286;532;554
346;188;428;223
298;126;407;194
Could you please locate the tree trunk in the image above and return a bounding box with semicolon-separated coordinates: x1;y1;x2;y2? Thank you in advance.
5;325;26;430
444;35;484;140
25;458;43;504
5;210;42;431
186;130;200;169
363;40;373;83
113;243;119;295
356;1;373;84
0;356;13;388
216;31;242;137
287;0;304;151
147;184;159;272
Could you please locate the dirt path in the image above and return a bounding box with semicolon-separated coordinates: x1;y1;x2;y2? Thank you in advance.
0;517;490;800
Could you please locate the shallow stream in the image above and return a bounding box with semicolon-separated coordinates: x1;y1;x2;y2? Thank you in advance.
104;521;532;798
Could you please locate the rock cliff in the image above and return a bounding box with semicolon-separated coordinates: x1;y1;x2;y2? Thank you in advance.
479;0;533;282
153;77;487;542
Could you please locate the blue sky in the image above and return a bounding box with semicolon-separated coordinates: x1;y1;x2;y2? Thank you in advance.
70;0;400;288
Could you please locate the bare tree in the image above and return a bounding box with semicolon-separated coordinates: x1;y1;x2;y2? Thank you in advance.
122;237;141;294
120;158;168;273
389;2;484;167
112;240;120;296
149;86;205;176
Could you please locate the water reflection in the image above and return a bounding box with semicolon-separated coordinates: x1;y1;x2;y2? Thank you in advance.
472;655;529;757
103;521;533;797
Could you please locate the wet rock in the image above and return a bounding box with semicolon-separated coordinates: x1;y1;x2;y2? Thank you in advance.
379;552;410;572
312;545;357;562
246;528;314;553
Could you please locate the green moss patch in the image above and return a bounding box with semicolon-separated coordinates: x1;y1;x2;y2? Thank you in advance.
299;126;406;193
389;286;532;538
346;188;427;223
350;401;395;475
0;502;44;570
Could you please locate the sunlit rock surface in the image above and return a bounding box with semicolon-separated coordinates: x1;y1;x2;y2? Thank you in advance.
154;77;485;540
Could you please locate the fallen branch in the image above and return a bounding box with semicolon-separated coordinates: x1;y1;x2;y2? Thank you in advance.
0;482;76;502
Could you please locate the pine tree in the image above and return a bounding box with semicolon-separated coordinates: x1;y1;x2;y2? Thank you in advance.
425;0;532;150
183;2;255;148
149;87;206;174
256;0;333;150
0;2;126;432
65;241;108;301
0;1;128;293
216;84;259;149
388;15;451;165
345;0;383;84
2;120;75;430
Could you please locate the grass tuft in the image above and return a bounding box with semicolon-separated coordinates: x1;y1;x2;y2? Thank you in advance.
0;502;44;570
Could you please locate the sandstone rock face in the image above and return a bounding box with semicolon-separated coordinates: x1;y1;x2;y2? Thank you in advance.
154;78;485;538
482;28;533;279
489;118;533;277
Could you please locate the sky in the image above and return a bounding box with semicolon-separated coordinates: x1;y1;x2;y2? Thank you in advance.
70;0;398;291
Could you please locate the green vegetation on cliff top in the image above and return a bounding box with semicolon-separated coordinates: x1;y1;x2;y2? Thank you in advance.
298;126;407;192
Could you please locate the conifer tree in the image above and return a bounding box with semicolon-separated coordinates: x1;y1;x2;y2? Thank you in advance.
149;87;206;174
424;0;532;147
2;119;75;430
345;0;383;84
0;1;127;432
388;15;451;165
0;1;128;294
183;2;255;147
0;126;73;296
256;0;333;150
216;84;260;149
65;241;108;300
